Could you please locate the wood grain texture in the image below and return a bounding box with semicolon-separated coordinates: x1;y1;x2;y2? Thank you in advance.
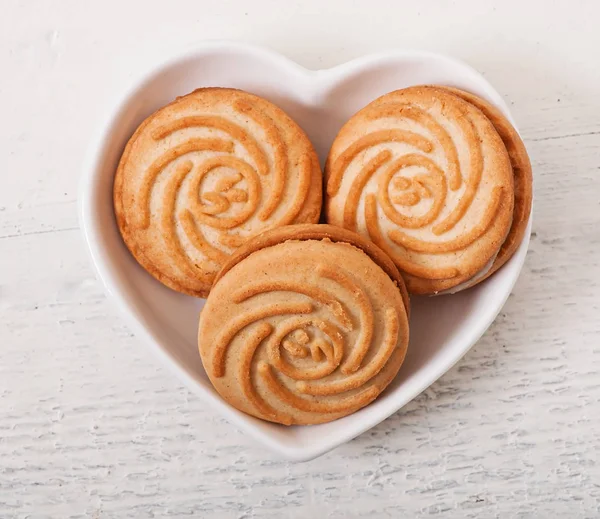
1;0;599;517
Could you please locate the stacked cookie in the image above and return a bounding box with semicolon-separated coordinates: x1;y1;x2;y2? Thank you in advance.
114;85;531;425
325;86;532;295
199;225;410;425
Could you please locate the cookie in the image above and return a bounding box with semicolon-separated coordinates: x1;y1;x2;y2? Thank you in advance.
198;224;410;425
434;86;532;285
325;86;514;294
114;88;322;297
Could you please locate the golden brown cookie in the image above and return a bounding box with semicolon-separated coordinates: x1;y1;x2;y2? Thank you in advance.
434;86;532;285
114;88;322;297
198;224;410;425
325;86;515;295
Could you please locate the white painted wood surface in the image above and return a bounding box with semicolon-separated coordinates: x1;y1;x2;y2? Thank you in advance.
1;1;599;517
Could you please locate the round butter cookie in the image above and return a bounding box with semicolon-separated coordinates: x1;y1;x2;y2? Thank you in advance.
325;86;514;294
435;86;532;285
198;224;410;425
114;88;322;297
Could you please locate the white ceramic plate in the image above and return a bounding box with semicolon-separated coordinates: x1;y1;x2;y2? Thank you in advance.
79;41;531;461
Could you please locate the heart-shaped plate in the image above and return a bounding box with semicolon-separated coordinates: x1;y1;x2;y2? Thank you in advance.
79;41;531;461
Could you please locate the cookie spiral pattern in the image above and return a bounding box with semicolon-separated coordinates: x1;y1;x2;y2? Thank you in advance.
114;88;322;297
325;86;514;294
198;238;409;425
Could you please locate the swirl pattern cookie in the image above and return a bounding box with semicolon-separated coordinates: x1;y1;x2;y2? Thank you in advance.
114;88;322;297
325;86;515;294
198;224;410;425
